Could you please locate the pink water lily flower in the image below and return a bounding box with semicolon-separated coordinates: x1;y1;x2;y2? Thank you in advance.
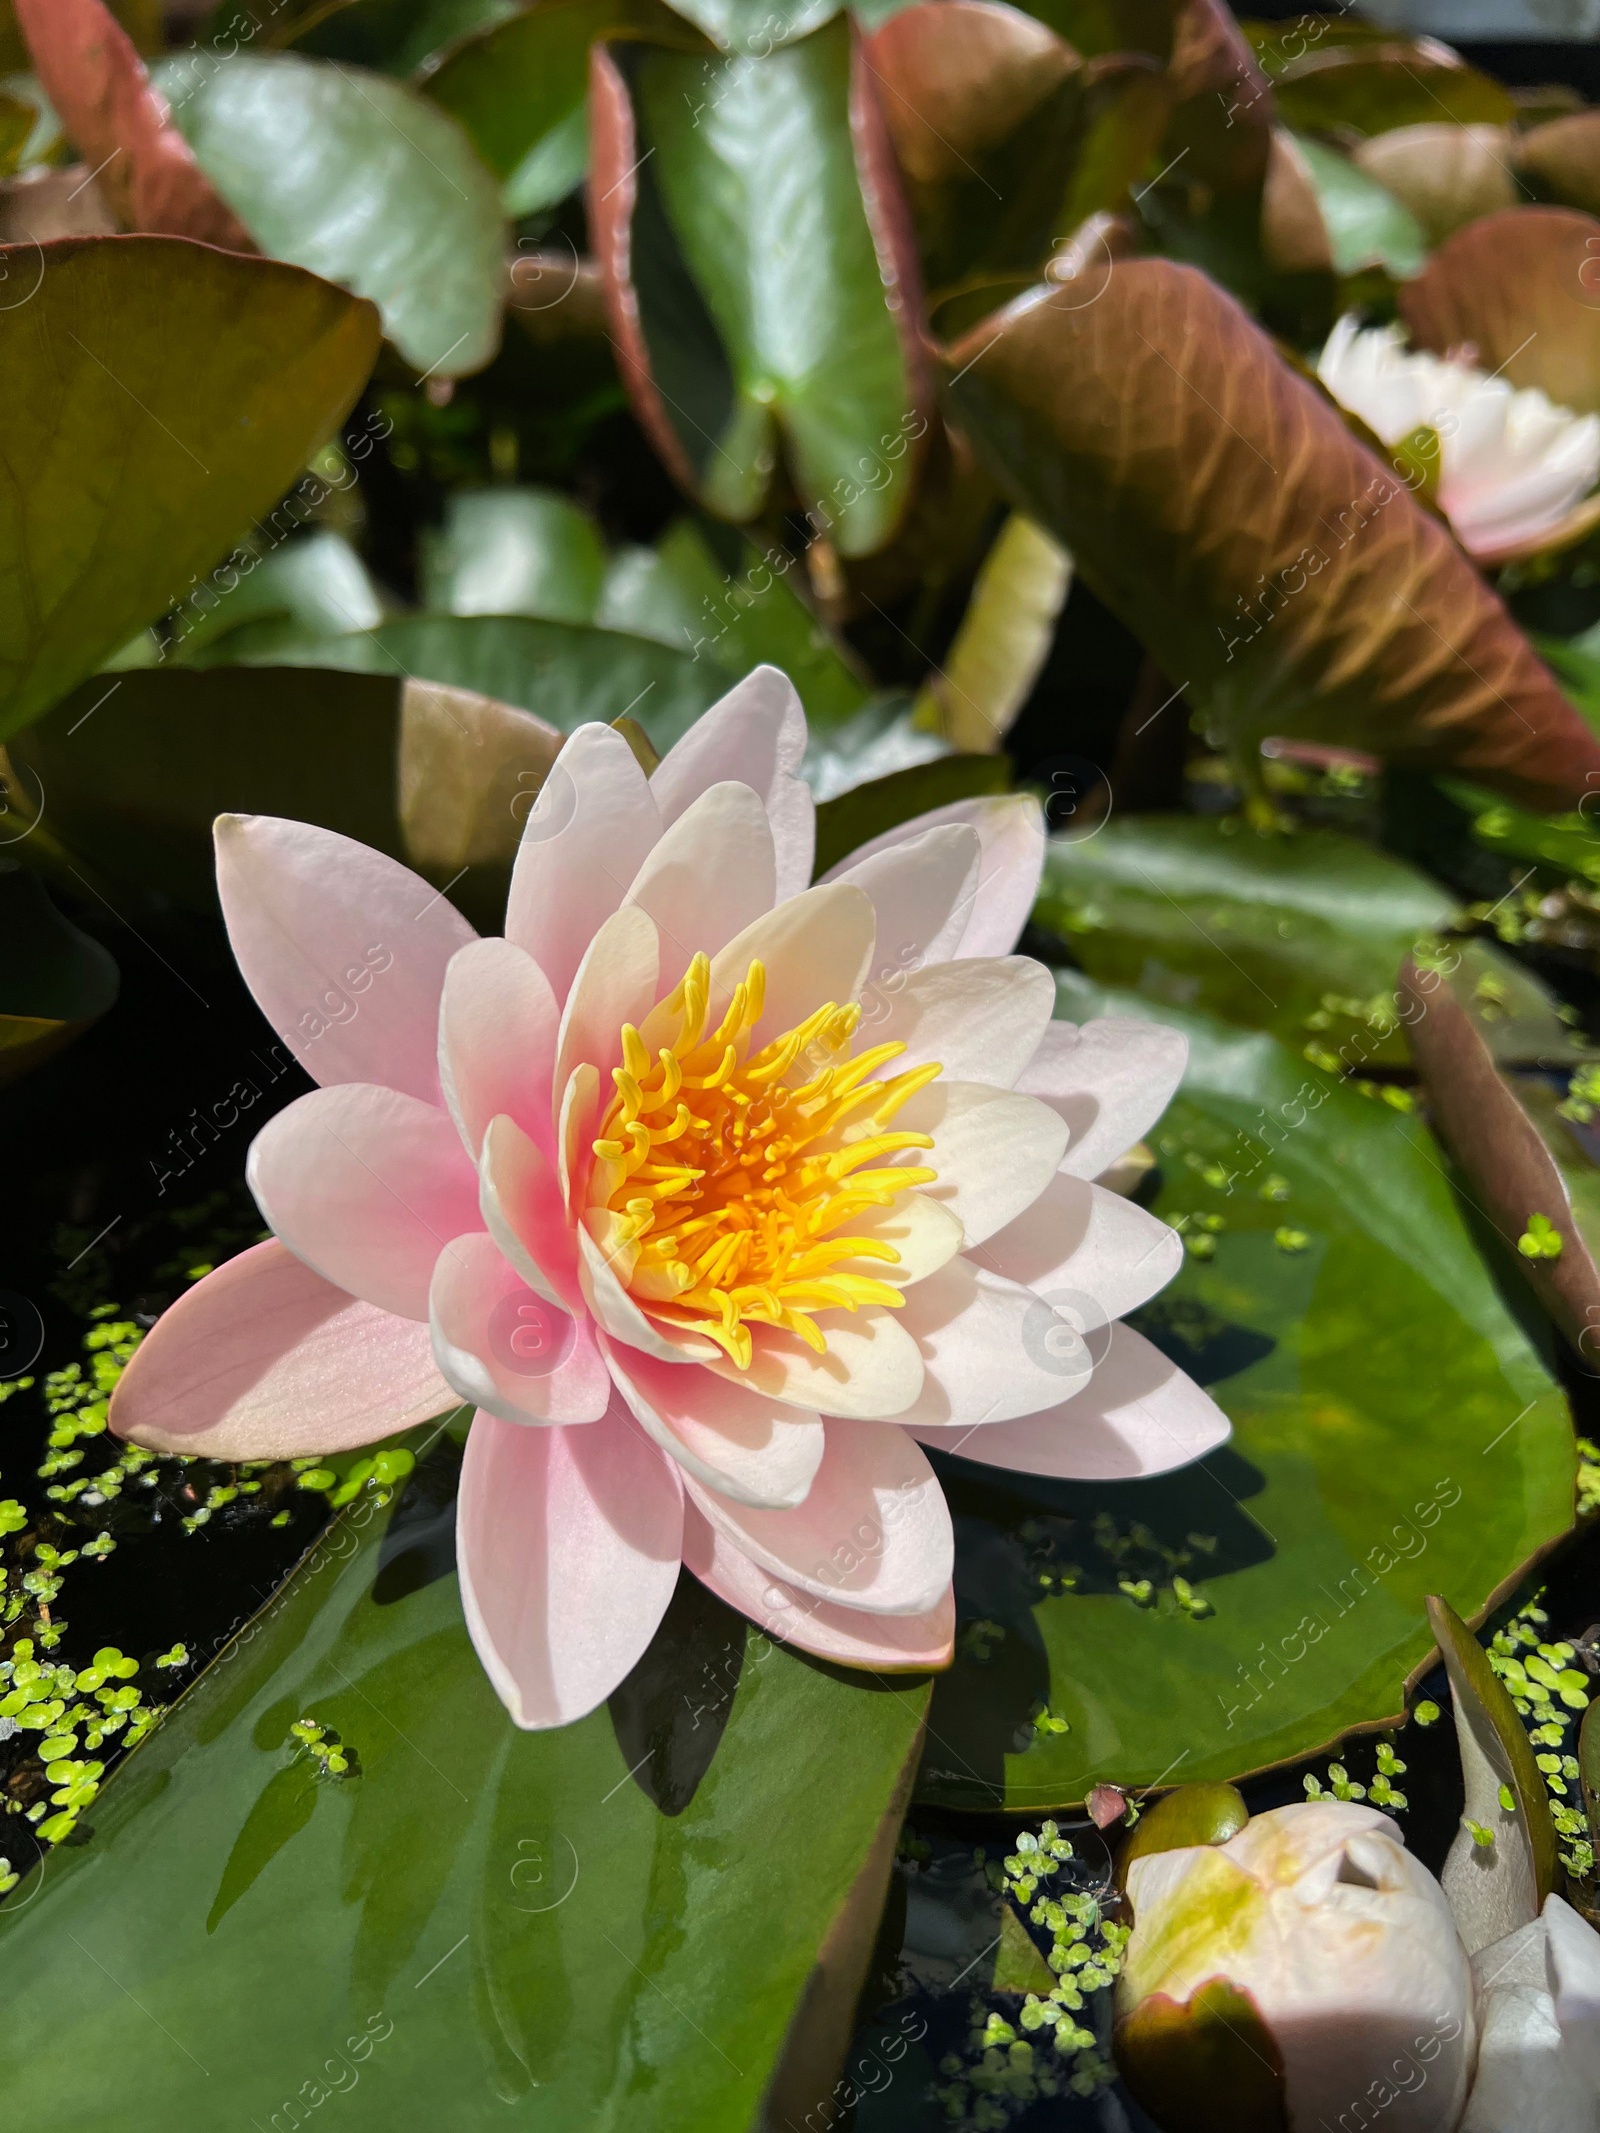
110;667;1227;1728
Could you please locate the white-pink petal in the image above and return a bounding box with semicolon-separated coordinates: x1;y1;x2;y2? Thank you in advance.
650;665;814;900
714;1308;924;1418
552;901;660;1101
649;882;874;1055
829;824;981;979
858;955;1055;1087
823;793;1045;959
683;1419;952;1616
438;937;559;1163
457;1403;685;1729
576;1222;720;1362
247;1083;481;1320
976;1170;1182;1331
480;1114;582;1310
215;813;474;1107
1017;1016;1188;1182
430;1232;611;1425
891;1256;1094;1427
912;1322;1229;1479
108;1240;457;1460
682;1504;955;1670
894;1081;1070;1245
603;1337;825;1508
504;723;663;1003
623;780;776;989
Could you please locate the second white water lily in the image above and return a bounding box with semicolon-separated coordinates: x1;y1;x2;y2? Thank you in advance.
1317;313;1600;563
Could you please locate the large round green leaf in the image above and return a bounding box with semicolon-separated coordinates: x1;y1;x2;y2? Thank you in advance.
0;237;380;743
0;1434;930;2128
1033;812;1588;1069
918;985;1575;1810
156;51;506;378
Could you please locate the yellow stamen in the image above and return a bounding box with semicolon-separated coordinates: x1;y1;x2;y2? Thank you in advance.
589;955;943;1366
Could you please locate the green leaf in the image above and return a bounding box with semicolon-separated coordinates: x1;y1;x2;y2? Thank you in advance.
1286;130;1425;280
598;519;872;729
913;513;1072;751
0;1442;930;2127
156;51;506;378
264;615;727;752
592;18;924;556
5;664;563;933
423;0;617;216
1582;1695;1600;1854
918;986;1574;1810
1032;813;1584;1068
420;488;609;625
282;0;522;73
1428;1594;1559;1953
653;0;840;55
0;237;378;745
990;1903;1057;1996
812;752;1010;875
171;531;386;667
0;864;118;1085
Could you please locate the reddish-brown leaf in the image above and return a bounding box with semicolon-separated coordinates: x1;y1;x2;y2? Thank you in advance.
1400;204;1600;416
943;262;1600;807
865;0;1079;186
16;0;254;249
1399;953;1600;1359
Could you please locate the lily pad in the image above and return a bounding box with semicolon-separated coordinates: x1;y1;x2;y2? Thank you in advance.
155;50;506;377
423;0;617;216
590;16;926;556
0;236;380;744
1033;812;1586;1069
0;1433;930;2128
918;985;1575;1810
172;532;387;666
420;488;609;625
262;616;726;752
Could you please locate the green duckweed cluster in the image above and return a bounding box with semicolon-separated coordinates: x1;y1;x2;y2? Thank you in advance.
1486;1595;1596;1883
931;1823;1128;2128
1302;1738;1409;1813
0;1276;418;1888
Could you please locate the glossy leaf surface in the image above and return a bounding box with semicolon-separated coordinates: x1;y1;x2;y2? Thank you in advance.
591;18;924;556
1033;813;1588;1068
0;237;379;742
157;51;506;376
0;1438;931;2128
918;984;1574;1809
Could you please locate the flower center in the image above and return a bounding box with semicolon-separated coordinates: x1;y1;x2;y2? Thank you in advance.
588;952;942;1370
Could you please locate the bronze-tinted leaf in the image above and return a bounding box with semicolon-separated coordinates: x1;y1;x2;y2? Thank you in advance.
1114;1978;1289;2133
1353;123;1517;247
15;0;254;247
1267;40;1512;138
1162;0;1271;191
1398;952;1600;1357
1400;205;1600;416
1517;110;1600;222
865;0;1079;187
942;264;1600;807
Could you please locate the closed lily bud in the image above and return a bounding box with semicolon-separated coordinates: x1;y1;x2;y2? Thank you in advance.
1114;1801;1476;2133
